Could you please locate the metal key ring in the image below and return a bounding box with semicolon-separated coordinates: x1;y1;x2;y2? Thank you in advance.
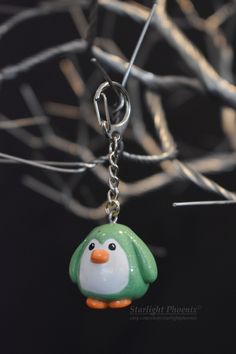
94;81;131;138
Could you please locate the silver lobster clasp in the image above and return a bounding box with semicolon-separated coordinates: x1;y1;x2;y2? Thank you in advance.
94;81;131;138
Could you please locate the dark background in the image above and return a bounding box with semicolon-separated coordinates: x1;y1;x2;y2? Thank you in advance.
0;1;235;353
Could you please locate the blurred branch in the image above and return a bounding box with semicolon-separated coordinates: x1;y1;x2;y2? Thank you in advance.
22;175;107;220
0;0;236;221
0;115;47;129
0;0;89;40
20;151;236;221
99;0;236;108
0;39;203;96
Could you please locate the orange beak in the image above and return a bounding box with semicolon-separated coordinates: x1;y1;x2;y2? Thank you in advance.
91;249;109;264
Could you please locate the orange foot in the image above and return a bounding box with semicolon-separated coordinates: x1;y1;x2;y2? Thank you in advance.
86;298;108;310
108;299;132;309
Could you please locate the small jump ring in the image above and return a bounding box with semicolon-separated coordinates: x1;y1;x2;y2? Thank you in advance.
105;199;120;215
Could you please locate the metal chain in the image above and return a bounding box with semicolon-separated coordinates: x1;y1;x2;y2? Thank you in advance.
105;132;121;223
94;81;131;223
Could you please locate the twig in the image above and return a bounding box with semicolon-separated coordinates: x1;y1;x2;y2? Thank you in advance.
99;0;236;108
0;40;87;83
0;115;45;148
0;151;107;173
0;39;203;96
0;0;88;40
0;115;47;129
22;175;108;220
174;160;236;200
60;59;85;96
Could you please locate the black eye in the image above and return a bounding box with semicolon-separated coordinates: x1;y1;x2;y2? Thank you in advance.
88;242;95;250
108;243;116;251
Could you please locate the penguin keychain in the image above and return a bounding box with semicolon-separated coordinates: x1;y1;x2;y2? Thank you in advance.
69;3;158;309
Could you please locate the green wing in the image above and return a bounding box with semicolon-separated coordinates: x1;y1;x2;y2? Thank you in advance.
69;239;87;283
132;235;158;283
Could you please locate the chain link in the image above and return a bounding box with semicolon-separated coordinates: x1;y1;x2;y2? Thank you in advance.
105;132;121;223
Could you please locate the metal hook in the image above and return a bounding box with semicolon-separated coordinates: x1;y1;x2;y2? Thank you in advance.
91;58;121;102
94;81;131;138
91;58;125;114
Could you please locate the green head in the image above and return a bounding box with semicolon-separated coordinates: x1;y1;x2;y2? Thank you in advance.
69;223;158;287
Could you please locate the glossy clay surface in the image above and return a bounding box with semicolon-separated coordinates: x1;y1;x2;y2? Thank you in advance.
69;223;158;302
79;237;129;294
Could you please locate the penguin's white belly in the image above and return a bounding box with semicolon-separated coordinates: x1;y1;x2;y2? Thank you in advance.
79;248;129;295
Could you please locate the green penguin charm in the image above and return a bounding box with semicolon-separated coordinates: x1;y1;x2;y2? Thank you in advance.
69;81;158;309
69;223;158;309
